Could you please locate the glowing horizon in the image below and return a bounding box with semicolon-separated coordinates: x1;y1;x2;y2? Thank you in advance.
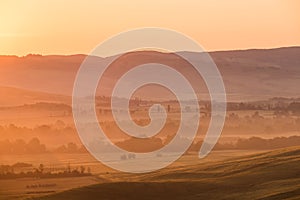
0;0;299;56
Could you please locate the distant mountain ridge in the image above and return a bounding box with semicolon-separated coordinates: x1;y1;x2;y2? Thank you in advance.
0;46;299;102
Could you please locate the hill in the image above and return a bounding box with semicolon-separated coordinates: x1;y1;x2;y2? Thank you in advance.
0;47;299;101
0;86;70;106
35;146;300;200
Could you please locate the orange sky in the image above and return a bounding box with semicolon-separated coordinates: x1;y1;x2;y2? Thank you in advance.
0;0;299;56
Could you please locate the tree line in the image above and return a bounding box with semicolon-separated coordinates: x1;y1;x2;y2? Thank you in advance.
0;138;87;154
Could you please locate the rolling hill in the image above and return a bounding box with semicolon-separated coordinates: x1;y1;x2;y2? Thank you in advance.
35;146;300;200
0;86;70;107
0;47;299;102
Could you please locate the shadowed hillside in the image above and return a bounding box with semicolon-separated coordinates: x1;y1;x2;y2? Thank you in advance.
0;47;299;101
35;146;300;200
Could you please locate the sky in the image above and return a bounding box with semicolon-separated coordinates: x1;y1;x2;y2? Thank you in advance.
0;0;299;56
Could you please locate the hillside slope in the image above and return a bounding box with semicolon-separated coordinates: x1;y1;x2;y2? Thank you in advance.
0;47;299;101
36;146;300;200
0;86;70;106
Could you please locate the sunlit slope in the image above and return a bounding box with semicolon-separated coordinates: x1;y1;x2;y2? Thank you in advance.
37;146;300;200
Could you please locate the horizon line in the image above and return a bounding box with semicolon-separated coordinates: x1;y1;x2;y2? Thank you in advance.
1;45;300;58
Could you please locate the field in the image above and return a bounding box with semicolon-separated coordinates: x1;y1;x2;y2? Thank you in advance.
31;147;300;200
0;150;261;199
0;47;299;199
0;177;101;200
1;148;300;199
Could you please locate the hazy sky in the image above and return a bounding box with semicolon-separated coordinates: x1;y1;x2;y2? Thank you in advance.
0;0;299;56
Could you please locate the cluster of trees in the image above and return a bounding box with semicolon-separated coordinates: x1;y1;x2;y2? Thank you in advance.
0;138;87;154
185;135;300;152
214;135;300;150
0;123;77;146
0;163;91;179
223;111;300;135
227;99;300;114
114;135;300;153
54;142;87;154
0;138;46;154
120;153;136;160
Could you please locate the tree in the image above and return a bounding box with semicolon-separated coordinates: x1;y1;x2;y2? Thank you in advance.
87;167;91;174
39;164;44;173
80;166;85;174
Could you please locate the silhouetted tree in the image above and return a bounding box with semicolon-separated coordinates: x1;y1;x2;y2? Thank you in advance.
39;164;44;173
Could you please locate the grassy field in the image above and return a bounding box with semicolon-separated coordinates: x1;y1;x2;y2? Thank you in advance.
25;146;300;200
0;176;104;200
